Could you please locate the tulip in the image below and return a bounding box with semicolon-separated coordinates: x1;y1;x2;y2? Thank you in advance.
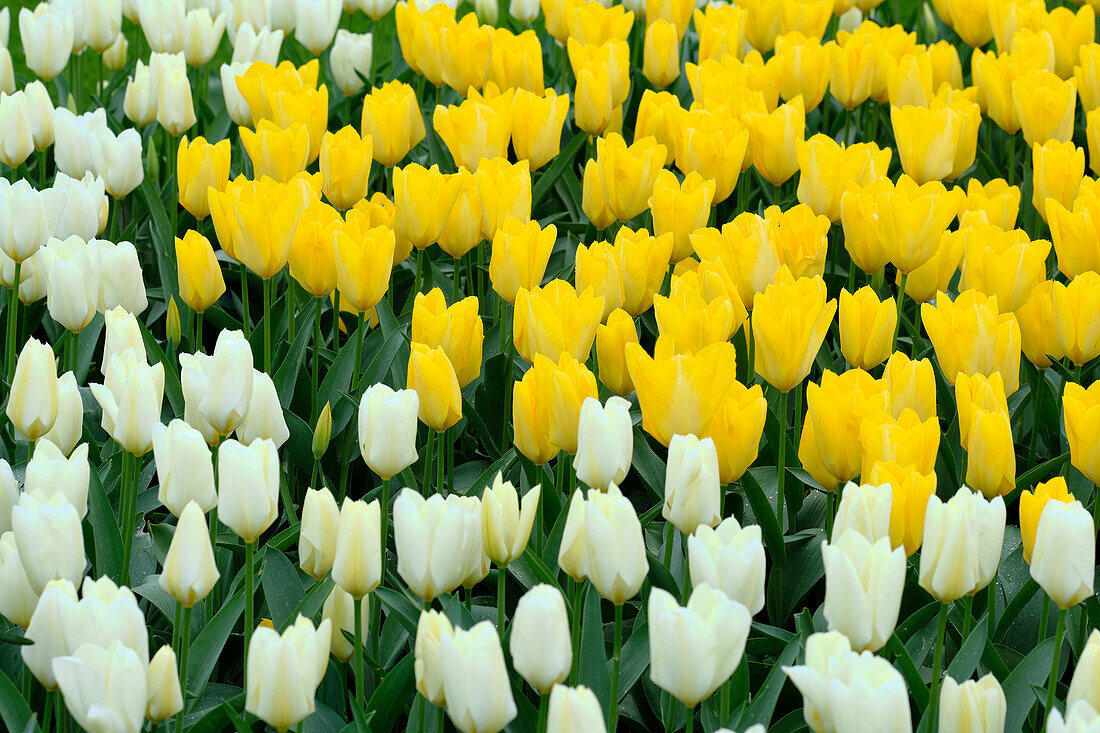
320;585;369;663
783;631;912;732
334;224;394;318
0;180;48;264
649;171;715;264
175;136;230;221
146;645;184;723
511;361;560;466
821;532;905;652
513;281;603;364
181;8;225;67
752;269;836;393
569;62;622;138
607;227;672;317
890;105;960;184
175;230;226;314
412;289;483;387
7;337;58;441
867;462;936;557
406;343;462;433
22;441;88;520
245;616;332;731
839;286;896;370
937;674;1006;733
642;20;680;89
412;608;454;711
87;128;144;200
830;480;891;546
573;396;633;492
18;7;73;81
879;175;965;274
217;438;279;543
152;420;216;517
1016;280;1063;369
1049;701;1100;731
649;583;751;709
674;107;749;205
439;621;517;733
294;0;340;53
231;177;313;282
772;32;830;112
1029;498;1094;609
801;370;889;490
0;92;32;171
546;685;605;733
1054;272;1100;366
288;202;341;298
361;81;425;167
921;289;1022;394
123;61;157;126
357;384;419;482
743;96;805;186
320;127;373;211
582;484;646;604
326;31;372;97
687;518;766;615
919;487;1006;603
595;309;638;397
22;579;87;689
327;496;381;602
181;329;255;441
481;473;539;567
12;492;84;595
156;68;197;137
582;157;617;230
1070;631;1100;713
959;223;1050;313
160;500;219;608
0;535;36;630
510;89;569;171
698;381;766;485
395;489;481;602
1065;383;1100;486
510;585;571;694
689;216;780;313
54;640;146;733
295;487;339;581
240;120;308;184
592;134;667;223
91;348;165;456
392;163;461;252
663;434;720;535
489;217;555;304
655;281;739;355
1033;141;1084;221
574;241;624;321
433;99;511;175
1013;69;1077;146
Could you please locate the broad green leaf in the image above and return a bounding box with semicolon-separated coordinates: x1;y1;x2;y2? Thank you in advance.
274;304;318;407
578;584;611;710
188;585;246;696
740;468;786;566
532;131;587;208
365;653;414;732
262;549;305;631
946;615;989;682
0;667;38;733
87;467;122;581
735;633;800;728
1002;638;1055;731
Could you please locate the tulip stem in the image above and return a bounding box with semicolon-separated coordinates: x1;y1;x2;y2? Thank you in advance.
422;430;435;496
120;452;137;586
928;601;949;722
381;477;391;553
776;390;788;535
685;704;694;733
312;297;323;420
262;277;273;373
1039;597;1049;644
987;581;996;639
536;693;548;733
6;262;20;384
438;429;446;494
195;312;204;353
352;311;366;394
961;594;973;640
173;602;182;654
569;578;582;684
1046;607;1067;716
893;273;908;354
244;540;255;664
497;566;506;634
240;267;251;339
332;290;341;349
175;604;192;733
354;596;365;709
609;603;623;732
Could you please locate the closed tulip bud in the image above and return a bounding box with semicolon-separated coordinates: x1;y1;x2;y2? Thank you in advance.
330;497;381;598
7;337;58;441
22;579;87;689
752;269;837;393
412;289;483;386
0;180;48;263
480;473;539;567
582;157;616;230
960;224;1050;313
489;217;555;304
0;532;39;628
919;487;1006;602
145;646;183;723
152;420;216;517
688;517;765;614
649;584;751;707
674;107;749;205
510;584;571;694
361;81;425;167
574;396;632;491
1016;280;1063;368
24;441;88;519
175;230;226;313
288;202;341;297
1070;631;1100;714
297;486;340;584
831;481;891;545
880;175;964;274
0;92;32;170
356;387;418;482
961;178;1019;231
890;104;960;184
615;226;674;316
512;360;559;466
511;89;569;171
1013;69;1076;147
245;616;332;731
887;53;934;108
663;434;720;535
743;96;805;186
649;171;715;264
921;290;1022;394
1055;272;1100;366
319;127;372;211
471;158;529;246
160;501;219;606
643;20;680;89
12;492;84;595
439;621;517;733
217;438;279;543
156;69;196;137
583;484;646;604
0;463;15;534
1030;498;1094;608
181;329;254;440
19;7;73;81
395;490;479;601
594;133;668;222
177;136;230;220
840;286;896;370
821;532;904;652
939;674;1006;733
294;0;340;54
54;641;146;733
514;281;603;364
574;240;624;321
414;608;453;706
406;343;462;433
326;30;371;93
547;685;605;733
1049;190;1100;276
44;239;97;332
859;408;939;481
318;585;366;663
1033;141;1084;220
595;309;639;397
234;371;288;448
1065;382;1100;484
393;163;461;252
91;347;165;455
123;61;157;127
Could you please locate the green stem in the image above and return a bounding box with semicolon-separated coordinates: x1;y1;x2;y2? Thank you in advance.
173;602;182;654
240;266;251;339
332;290;341;349
175;604;192;733
381;477;390;552
421;430;435;496
609;603;623;732
570;579;582;684
1039;597;1049;644
777;390;789;534
354;596;365;708
244;541;255;663
7;261;21;383
312;297;323;420
352;311;366;394
195;311;204;353
536;693;548;733
262;277;272;373
1007;133;1016;186
685;704;694;733
987;579;996;639
894;272;908;353
961;594;973;640
497;566;506;635
437;429;445;494
120;452;138;586
287;278;296;343
929;602;950;721
663;521;674;569
1046;607;1067;716
720;673;731;724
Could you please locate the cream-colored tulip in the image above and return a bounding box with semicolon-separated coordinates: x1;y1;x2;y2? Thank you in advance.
510;584;572;694
687;517;766;615
481;472;540;567
22;579;88;689
1030;499;1094;609
1069;630;1100;713
321;584;370;662
663;433;720;535
152;420;216;516
558;490;588;582
832;481;892;544
91;348;165;456
574;396;633;491
160;501;219;607
6;337;58;441
415;609;453;707
235;371;289;448
918;487;1006;603
939;673;1006;733
358;383;419;479
584;484;647;604
196;329;255;437
331;497;382;599
217;438;280;543
299;487;340;581
0;531;39;628
245;615;332;731
440;621;518;733
24;440;89;519
822;531;905;652
547;685;606;733
11;492;84;594
53;641;146;733
394;489;480;602
41;371;82;457
146;645;184;723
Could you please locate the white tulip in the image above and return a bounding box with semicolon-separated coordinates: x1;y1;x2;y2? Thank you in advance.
91;348;165;456
152;420;217;515
25;441;89;519
0;531;39;628
217;438;280;543
663;433;720;535
688;517;766;615
832;480;892;544
235;371;289;447
358;383;419;479
440;621;517;733
822;531;905;652
12;491;85;594
1030;499;1094;609
510;584;572;694
574;395;633;491
939;673;1006;733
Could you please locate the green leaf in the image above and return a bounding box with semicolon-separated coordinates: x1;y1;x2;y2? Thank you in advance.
132;574;179;624
262;549;305;631
886;632;930;713
139;176;180;302
0;667;38;733
138;317;185;416
284;576;336;630
577;584;611;710
736;633;800;728
274;304;318;407
645;551;679;597
532;131;587;208
630;427;666;502
995;577;1040;642
946;616;989;682
87;467;122;581
740;469;786;566
365;653;414;732
188;585;246;697
376;586;422;636
1002;638;1055;732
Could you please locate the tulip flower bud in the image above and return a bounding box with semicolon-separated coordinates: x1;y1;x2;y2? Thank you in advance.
298;487;340;581
751;269;836;393
312;402;332;461
25;441;89;519
321;585;369;663
320;127;373;211
744;96;805;186
407;343;462;433
217;438;279;543
663;434;720;535
937;673;1006;733
54;641;146;733
574;396;633;492
594;134;668;222
839;287;896;370
331;497;382;599
595;309;639;397
510;584;572;694
177;136;231;220
235;371;289;448
0;181;48;265
124;61;156;127
649;171;715;264
649;584;751;707
22;579;86;689
511;89;570;171
330;30;373;97
547;685;606;733
91;348;165;456
415;609;454;706
964;408;1015;500
583;485;646;604
1032;141;1084;221
334;220;395;313
165;297;181;351
481;473;539;567
240;120;309;183
890;104;960;184
6;337;59;443
1054;272;1100;367
489;217;556;305
185;329;254;439
784;631;912;732
831;481;891;545
1013;69;1076;147
358;384;419;479
245;616;332;731
361;81;425;167
0;92;33;171
175;230;226;313
153;419;216;518
146;645;184;723
160;501;219;607
440;621;518;733
643;20;680;89
1070;630;1100;713
866;462;936;557
1064;382;1100;484
395;490;480;602
412;289;484;387
822;532;905;652
919;487;1006;603
0;531;39;628
12;492;84;595
156;68;197;137
883;351;937;422
294;0;340;54
1030;498;1094;609
18;7;73;81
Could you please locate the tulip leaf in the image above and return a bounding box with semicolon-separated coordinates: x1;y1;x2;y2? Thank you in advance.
885;632;929;712
283;576;335;631
132;574;179;625
0;668;38;733
365;653;413;732
317;332;359;420
137;317;185;416
645;551;679;597
274;304;318;407
995;578;1040;642
532;131;587;209
262;548;305;631
577;583;611;710
139;177;180;303
740;468;786;566
946;614;989;681
87;466;123;581
1002;637;1055;732
630;427;666;502
376;585;423;637
732;632;800;729
188;585;246;698
75;314;104;384
508;545;562;596
618;615;650;706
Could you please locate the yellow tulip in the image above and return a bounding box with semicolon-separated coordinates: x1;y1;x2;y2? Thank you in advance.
175;230;225;313
743;96;805;186
654;288;739;355
1089;109;1100;175
1020;477;1074;564
882;351;937;422
799;369;889;486
574;240;624;321
752;268;836;392
955;370;1009;449
177;136;230;220
643;20;680;89
1064;382;1100;484
899;226;966;303
1032;140;1084;220
488;28;544;93
233;177;314;280
1008;29;1055;74
289;201;341;298
887;52;933;108
613;226;674;316
394;2;451;87
1012;69;1077;146
1053;271;1100;366
648;170;715;263
334;218;395;313
828;34;875;109
965;408;1015;500
239;120;309;183
513;281;604;364
352;193;412;264
1043;5;1094;79
691;213;781;312
673;107;749;204
773;32;831;111
928;41;963;90
1077;43;1100;111
1015;280;1064;368
694;4;747;62
890;105;960;184
264;85;329;165
407;342;462;432
646;0;694;38
921;289;1022;394
839;178;891;275
360;80;426;167
476;157;532;241
736;0;783;52
625;337;739;446
1047;192;1100;278
839;286;896;370
543;352;599;455
959;223;1050;313
393;164;462;251
877;174;964;273
859;408;939;478
593;133;667;223
567;1;633;44
540;0;582;43
701;380;767;484
437;169;483;260
961;178;1020;230
799;136;891;222
972;50;1023;133
568;38;630;107
433;97;512;173
765;203;830;279
439;13;492;95
595;308;639;396
489;217;556;304
412;288;483;387
320;127;372;211
582;158;616;230
572;63;616;136
685;52;778;111
511;89;569;171
512;358;559;465
866;460;936;556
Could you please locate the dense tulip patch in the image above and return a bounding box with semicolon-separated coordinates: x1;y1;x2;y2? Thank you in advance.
4;0;1100;731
